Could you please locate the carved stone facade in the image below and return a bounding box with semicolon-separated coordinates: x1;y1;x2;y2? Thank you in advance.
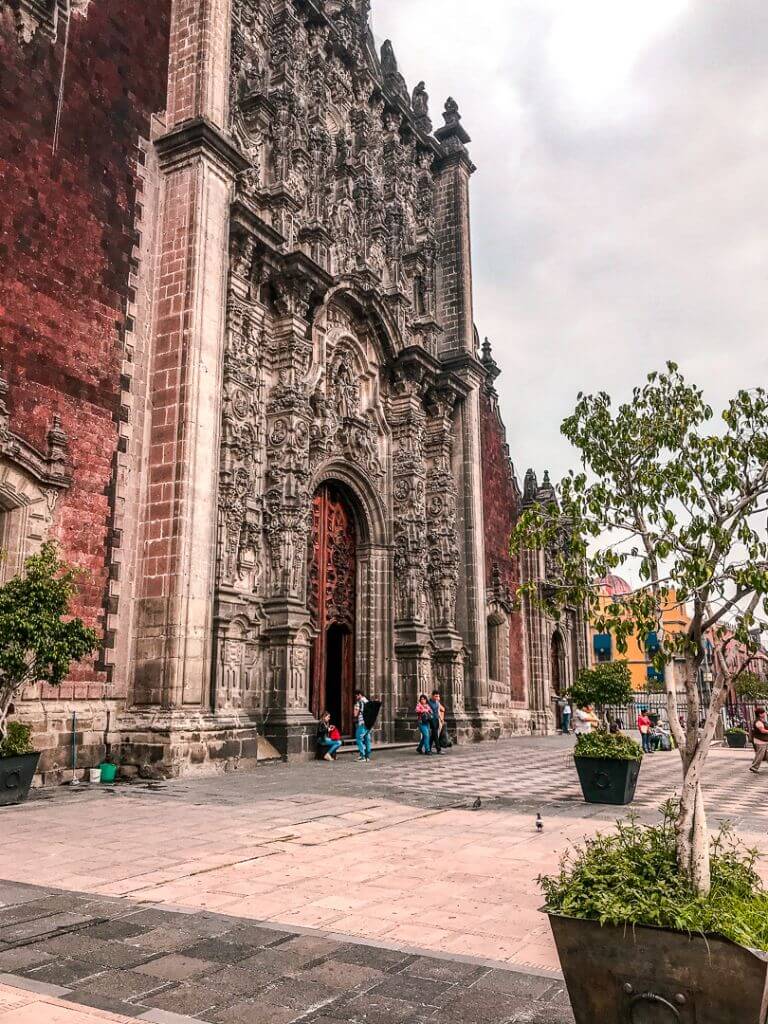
1;0;587;778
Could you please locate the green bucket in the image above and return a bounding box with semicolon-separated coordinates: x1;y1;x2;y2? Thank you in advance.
99;763;118;783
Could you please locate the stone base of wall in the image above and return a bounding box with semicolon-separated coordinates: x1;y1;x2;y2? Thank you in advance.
14;699;122;786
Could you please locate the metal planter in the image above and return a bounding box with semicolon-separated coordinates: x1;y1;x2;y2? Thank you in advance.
0;752;40;807
726;732;748;749
574;755;641;805
549;913;768;1024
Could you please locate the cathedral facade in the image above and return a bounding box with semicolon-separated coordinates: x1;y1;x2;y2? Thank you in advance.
0;0;587;778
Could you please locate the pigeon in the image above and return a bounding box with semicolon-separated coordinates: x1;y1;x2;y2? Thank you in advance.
471;797;482;810
536;813;544;833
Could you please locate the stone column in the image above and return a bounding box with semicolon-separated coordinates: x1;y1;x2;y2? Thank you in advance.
261;276;319;758
132;0;246;709
424;384;470;736
433;100;492;727
389;363;432;740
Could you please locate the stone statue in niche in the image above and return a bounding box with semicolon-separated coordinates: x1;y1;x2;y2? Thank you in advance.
333;358;360;419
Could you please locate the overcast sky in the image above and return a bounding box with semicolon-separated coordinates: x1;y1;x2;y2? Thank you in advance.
372;0;768;485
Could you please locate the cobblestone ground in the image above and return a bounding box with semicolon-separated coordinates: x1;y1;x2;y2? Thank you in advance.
0;737;764;1023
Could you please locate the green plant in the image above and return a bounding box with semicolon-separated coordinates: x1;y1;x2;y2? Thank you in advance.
735;672;768;701
512;365;768;896
574;730;643;761
0;542;97;742
0;721;33;758
541;804;768;950
726;727;748;737
570;662;633;710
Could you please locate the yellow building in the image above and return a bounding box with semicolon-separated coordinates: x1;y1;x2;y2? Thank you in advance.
591;576;691;691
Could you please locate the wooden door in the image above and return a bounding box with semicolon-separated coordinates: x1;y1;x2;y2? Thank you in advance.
308;484;356;733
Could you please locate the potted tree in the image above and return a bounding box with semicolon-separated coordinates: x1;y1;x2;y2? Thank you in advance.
570;662;643;804
725;726;748;749
0;542;97;805
513;365;768;1022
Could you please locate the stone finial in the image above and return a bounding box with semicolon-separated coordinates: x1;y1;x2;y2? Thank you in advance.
434;96;471;152
537;470;558;506
412;81;432;134
480;336;501;384
523;468;538;505
47;414;69;476
380;40;409;104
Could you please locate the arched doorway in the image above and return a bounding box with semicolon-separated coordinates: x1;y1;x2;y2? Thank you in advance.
551;631;567;729
308;483;357;734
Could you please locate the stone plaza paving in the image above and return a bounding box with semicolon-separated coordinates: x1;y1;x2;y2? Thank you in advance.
0;737;765;1023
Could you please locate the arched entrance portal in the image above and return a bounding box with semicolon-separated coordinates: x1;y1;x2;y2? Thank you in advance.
308;483;357;735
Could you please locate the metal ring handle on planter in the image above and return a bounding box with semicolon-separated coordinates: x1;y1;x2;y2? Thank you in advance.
2;771;21;792
629;992;682;1022
591;769;611;790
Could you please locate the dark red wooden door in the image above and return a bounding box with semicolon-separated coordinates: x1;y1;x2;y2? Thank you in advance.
308;484;356;733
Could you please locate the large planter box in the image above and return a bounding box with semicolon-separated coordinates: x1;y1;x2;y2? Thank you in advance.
549;912;768;1024
726;732;748;749
574;755;640;805
0;752;40;807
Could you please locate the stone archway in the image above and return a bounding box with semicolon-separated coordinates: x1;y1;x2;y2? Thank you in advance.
0;457;59;583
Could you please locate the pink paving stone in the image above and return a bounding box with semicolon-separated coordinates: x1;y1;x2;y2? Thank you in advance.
0;983;135;1024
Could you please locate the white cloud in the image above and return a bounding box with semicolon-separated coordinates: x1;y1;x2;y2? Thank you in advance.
373;0;768;482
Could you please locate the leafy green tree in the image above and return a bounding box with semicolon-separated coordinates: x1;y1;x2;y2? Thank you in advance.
734;671;768;701
512;364;768;897
570;661;633;711
0;542;97;743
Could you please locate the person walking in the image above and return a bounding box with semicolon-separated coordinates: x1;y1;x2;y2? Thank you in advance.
428;690;445;754
561;699;572;736
316;712;342;761
750;707;768;773
415;694;433;754
353;690;372;762
637;708;653;754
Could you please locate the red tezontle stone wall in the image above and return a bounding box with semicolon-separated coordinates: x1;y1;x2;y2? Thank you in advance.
0;0;170;695
479;387;526;701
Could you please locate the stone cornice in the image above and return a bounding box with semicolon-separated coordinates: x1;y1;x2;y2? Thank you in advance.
155;117;250;176
439;349;486;387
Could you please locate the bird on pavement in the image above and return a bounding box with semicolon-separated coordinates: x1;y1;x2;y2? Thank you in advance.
472;797;482;810
536;813;544;832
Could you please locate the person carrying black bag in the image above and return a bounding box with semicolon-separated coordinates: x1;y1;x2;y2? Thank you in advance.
429;690;450;753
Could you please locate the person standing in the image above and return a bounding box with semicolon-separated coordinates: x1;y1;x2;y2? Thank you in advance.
415;694;433;754
573;704;595;736
428;690;445;754
561;699;572;735
750;708;768;773
353;690;372;762
637;708;653;754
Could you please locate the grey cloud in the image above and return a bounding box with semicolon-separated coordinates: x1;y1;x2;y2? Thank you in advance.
374;0;768;481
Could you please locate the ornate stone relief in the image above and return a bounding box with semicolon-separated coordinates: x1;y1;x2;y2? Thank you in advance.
12;0;90;44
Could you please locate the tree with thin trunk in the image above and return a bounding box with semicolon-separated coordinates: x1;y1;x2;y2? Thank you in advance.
0;542;97;743
512;364;768;897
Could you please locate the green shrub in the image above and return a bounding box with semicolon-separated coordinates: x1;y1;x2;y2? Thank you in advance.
574;730;643;761
541;804;768;949
0;721;33;758
570;662;634;709
726;727;748;737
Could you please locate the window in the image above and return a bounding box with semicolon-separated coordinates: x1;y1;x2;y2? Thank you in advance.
487;612;509;684
593;633;612;663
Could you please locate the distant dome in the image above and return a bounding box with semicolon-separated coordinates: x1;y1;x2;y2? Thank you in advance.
599;574;632;597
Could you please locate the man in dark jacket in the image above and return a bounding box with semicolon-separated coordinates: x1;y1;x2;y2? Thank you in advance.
428;690;445;754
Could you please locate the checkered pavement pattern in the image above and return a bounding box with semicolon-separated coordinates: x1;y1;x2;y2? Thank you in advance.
360;740;768;827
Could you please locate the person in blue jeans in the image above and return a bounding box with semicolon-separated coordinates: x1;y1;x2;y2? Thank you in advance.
415;694;433;754
353;690;372;762
316;712;342;762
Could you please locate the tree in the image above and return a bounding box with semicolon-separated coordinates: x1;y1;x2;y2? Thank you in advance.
734;671;768;701
0;542;97;742
512;364;768;897
570;661;633;713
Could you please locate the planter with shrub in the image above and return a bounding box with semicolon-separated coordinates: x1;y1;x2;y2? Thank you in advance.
542;808;768;1023
725;727;748;749
0;722;39;807
573;730;643;805
0;543;97;805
